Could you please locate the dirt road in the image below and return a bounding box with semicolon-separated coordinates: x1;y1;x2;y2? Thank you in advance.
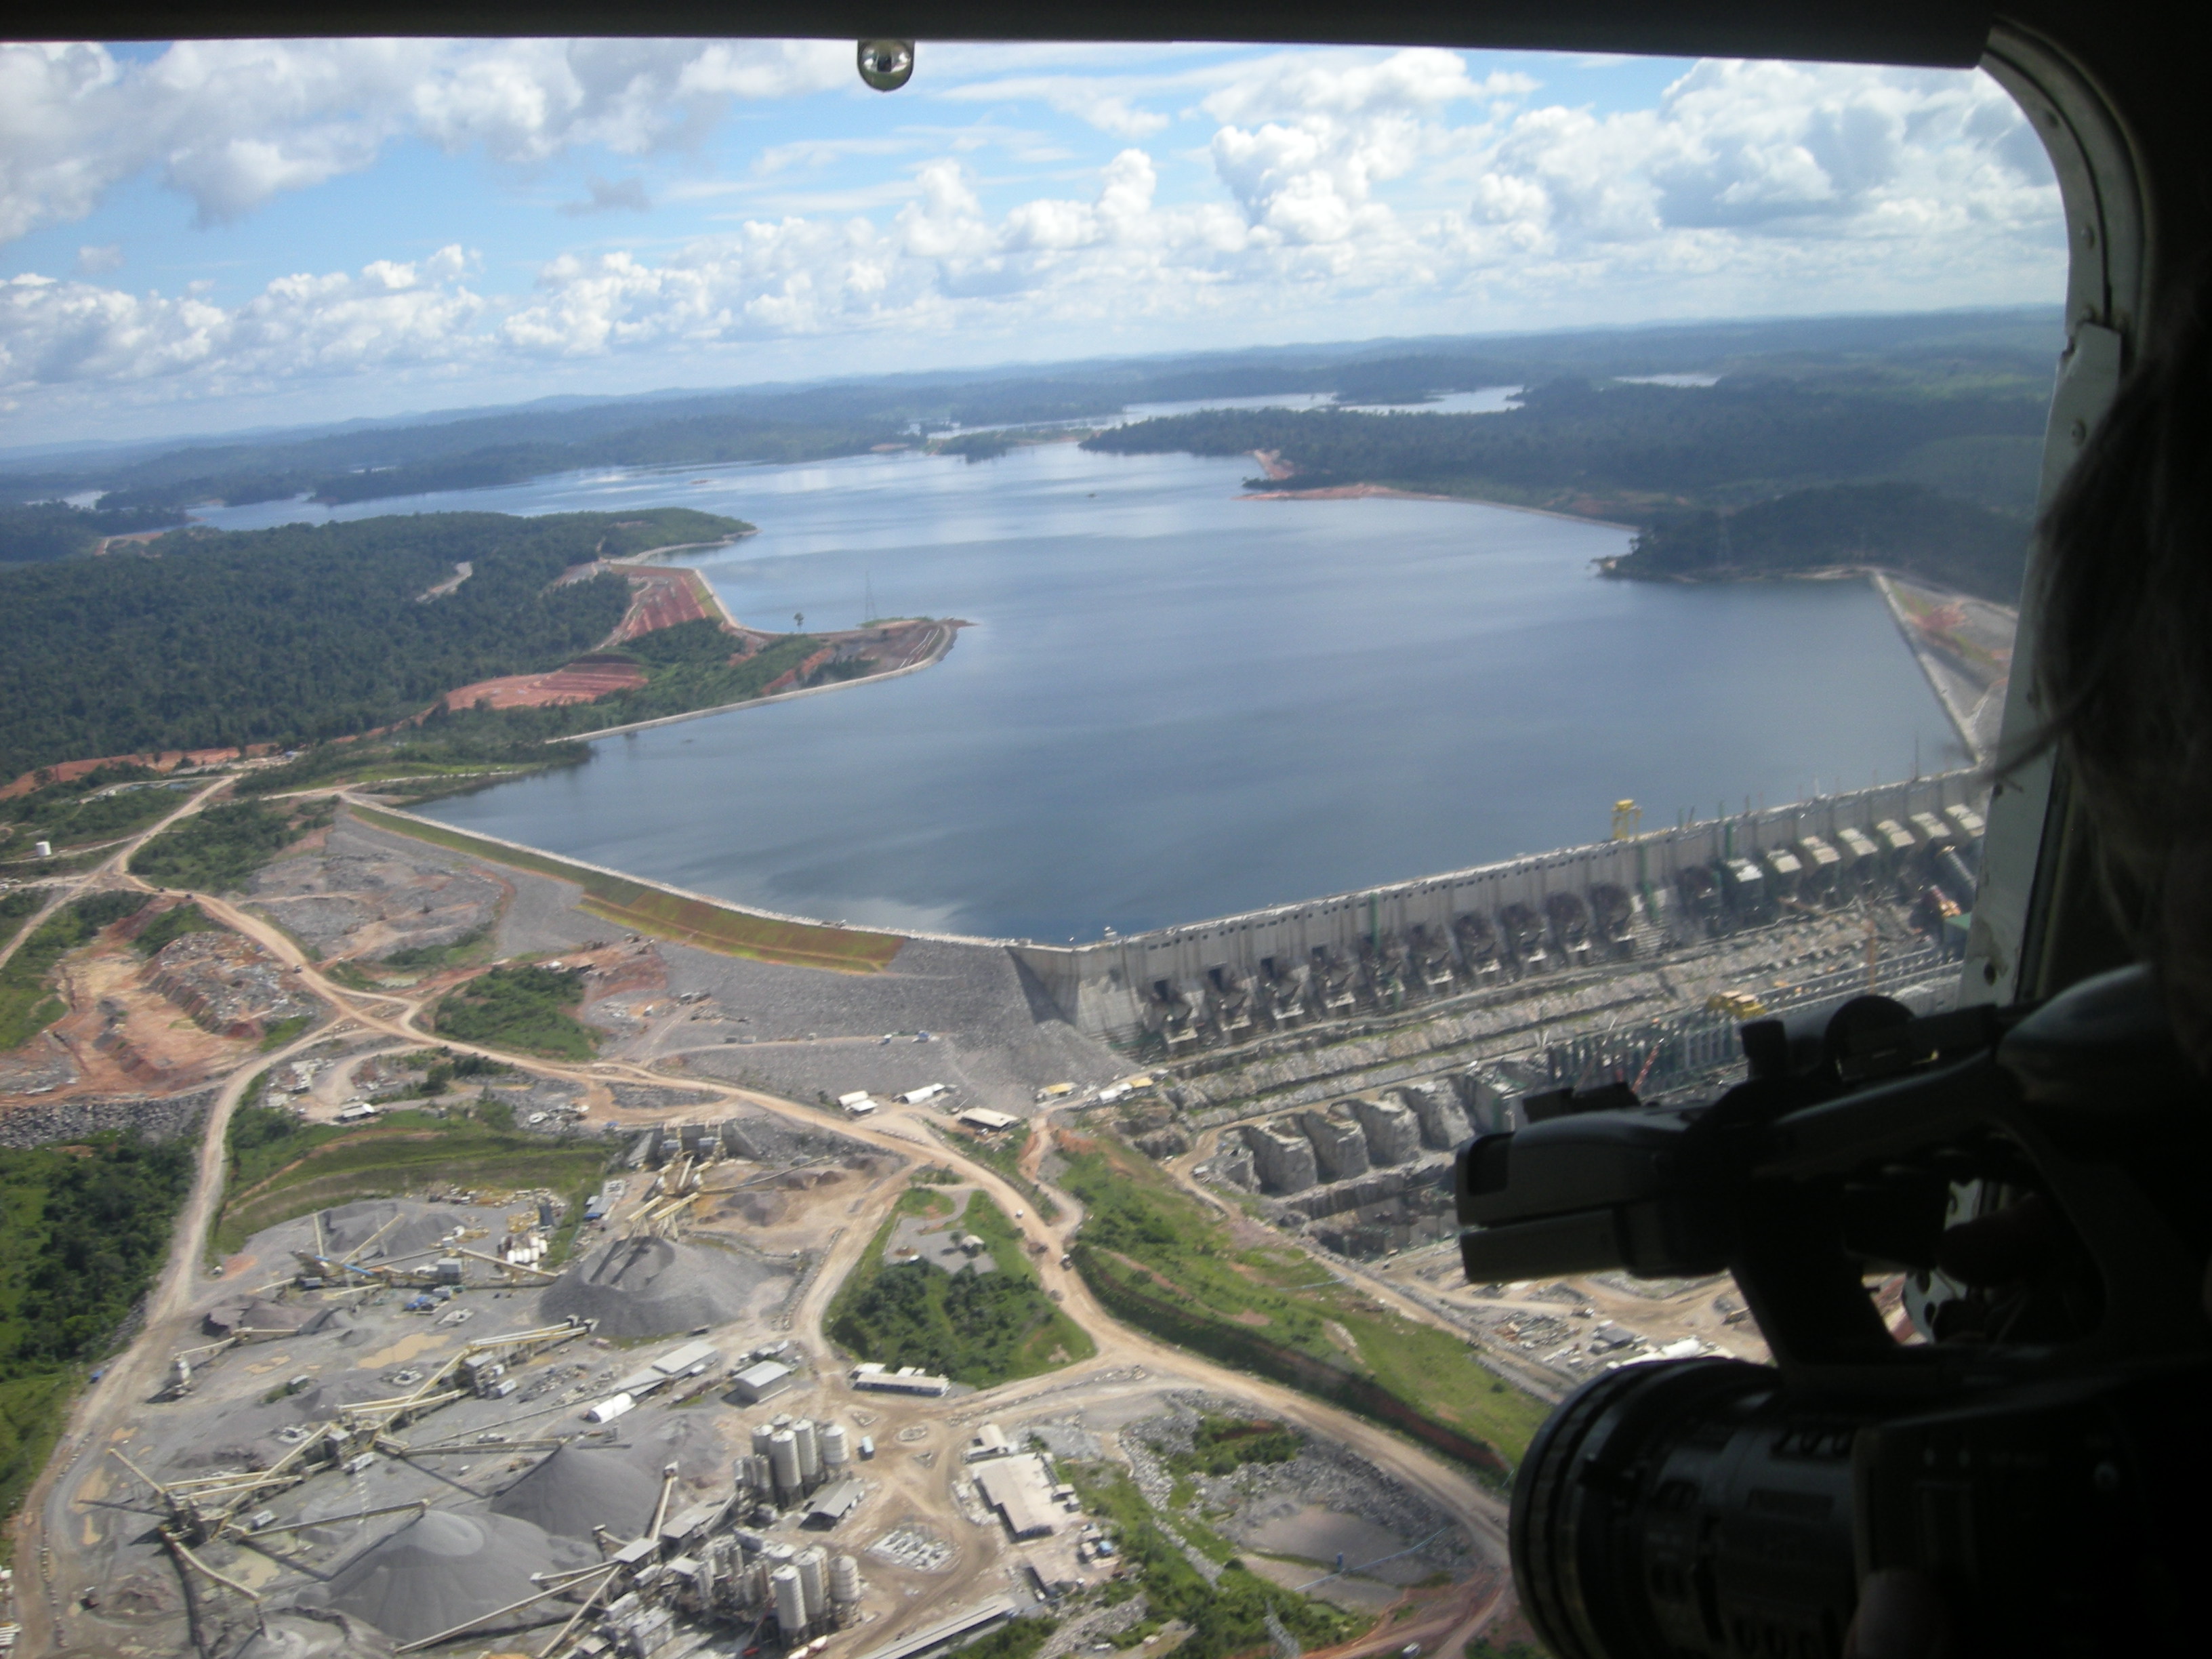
14;840;1519;1657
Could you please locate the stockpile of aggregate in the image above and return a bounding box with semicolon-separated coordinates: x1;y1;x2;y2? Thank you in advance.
541;1236;776;1338
311;1509;591;1645
233;1610;396;1659
319;1200;455;1263
491;1446;659;1540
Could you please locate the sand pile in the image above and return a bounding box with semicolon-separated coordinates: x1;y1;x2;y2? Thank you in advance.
310;1509;590;1645
491;1446;659;1540
542;1236;782;1338
319;1200;455;1264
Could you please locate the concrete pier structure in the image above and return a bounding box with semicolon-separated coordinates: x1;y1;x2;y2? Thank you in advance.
1398;1082;1472;1149
1010;771;1983;1046
1298;1105;1370;1181
1349;1095;1420;1165
1240;1122;1317;1193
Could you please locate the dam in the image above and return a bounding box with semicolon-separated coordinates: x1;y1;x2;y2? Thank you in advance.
1011;770;1984;1048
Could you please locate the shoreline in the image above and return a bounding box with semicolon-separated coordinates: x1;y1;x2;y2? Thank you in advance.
554;619;967;743
1238;458;1635;529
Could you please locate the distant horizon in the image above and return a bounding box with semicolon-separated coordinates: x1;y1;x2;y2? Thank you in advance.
3;40;2067;445
0;299;2063;469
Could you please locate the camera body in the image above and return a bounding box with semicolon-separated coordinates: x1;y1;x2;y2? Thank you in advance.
1455;966;2212;1657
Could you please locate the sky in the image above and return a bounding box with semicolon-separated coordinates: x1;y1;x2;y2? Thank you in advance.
0;37;2067;446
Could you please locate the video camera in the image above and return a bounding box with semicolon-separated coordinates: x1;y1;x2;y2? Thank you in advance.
1454;966;2212;1658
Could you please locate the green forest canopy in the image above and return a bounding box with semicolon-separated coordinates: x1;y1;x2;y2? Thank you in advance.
1085;369;2047;598
0;508;745;781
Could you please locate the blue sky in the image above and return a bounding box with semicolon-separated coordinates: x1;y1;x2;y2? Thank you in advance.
0;39;2065;444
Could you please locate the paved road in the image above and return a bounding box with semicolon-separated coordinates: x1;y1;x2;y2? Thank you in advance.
14;812;1518;1658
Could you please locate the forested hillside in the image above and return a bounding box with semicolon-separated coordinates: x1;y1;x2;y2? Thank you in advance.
1;307;2058;516
1086;375;2047;510
1086;367;2047;597
0;499;190;563
0;508;743;780
1607;483;2030;601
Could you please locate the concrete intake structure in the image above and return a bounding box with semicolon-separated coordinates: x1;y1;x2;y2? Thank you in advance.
1240;1121;1317;1195
1349;1095;1420;1164
1299;1105;1370;1181
1009;771;1984;1046
1399;1082;1475;1149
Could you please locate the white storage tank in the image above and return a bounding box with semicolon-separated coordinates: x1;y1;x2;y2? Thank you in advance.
752;1422;777;1458
769;1429;802;1494
585;1391;634;1424
820;1422;851;1471
794;1546;828;1621
771;1565;808;1635
794;1418;821;1483
830;1553;862;1607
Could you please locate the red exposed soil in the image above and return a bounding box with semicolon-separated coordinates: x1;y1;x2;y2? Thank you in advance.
443;654;649;712
762;647;836;695
608;567;724;642
2;745;282;799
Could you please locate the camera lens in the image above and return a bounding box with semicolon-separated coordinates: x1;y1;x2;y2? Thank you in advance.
1513;1357;1861;1659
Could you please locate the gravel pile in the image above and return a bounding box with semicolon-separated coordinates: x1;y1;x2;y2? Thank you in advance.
491;1446;659;1540
312;1509;591;1645
232;1610;396;1659
319;1200;455;1263
542;1236;775;1338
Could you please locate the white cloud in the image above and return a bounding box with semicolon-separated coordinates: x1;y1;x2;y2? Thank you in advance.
0;38;848;243
0;54;2066;429
1;246;483;392
73;243;122;275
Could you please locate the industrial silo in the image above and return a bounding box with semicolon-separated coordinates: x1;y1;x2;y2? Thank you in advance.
771;1565;807;1635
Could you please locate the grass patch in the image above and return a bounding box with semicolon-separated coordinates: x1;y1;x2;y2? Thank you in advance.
825;1189;1092;1387
1;1132;195;1553
131;899;219;956
1065;1460;1362;1659
0;781;183;859
932;1121;1061;1222
0;890;148;1052
349;802;903;972
1061;1133;1547;1477
952;1617;1057;1659
131;796;333;891
258;1012;315;1050
1168;1414;1303;1477
377;925;493;971
432;964;599;1060
213;1105;609;1258
0;886;48;956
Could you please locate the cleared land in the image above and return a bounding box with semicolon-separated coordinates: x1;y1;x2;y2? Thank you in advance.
211;1105;609;1258
349;802;905;971
1062;1133;1549;1475
442;655;649;711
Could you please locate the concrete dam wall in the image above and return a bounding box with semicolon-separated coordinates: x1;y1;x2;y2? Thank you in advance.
1014;770;1984;1046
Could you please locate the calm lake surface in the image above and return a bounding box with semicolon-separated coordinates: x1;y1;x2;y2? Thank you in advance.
201;441;1959;941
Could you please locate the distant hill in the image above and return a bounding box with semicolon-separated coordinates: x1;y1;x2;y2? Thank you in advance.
0;307;2060;517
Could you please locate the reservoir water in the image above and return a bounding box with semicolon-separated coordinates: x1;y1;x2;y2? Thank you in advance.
201;441;1961;942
